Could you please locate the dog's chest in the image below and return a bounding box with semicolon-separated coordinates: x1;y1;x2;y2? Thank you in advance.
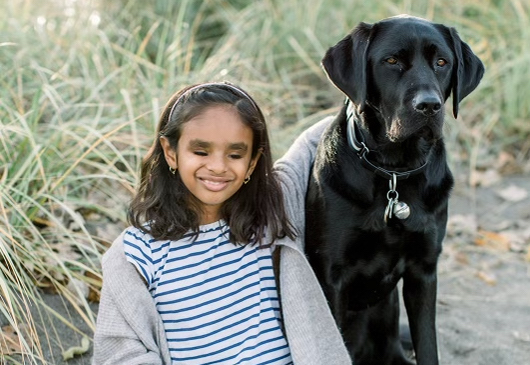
331;174;436;232
345;252;407;308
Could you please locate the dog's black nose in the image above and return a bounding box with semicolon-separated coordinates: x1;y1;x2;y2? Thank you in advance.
413;92;442;116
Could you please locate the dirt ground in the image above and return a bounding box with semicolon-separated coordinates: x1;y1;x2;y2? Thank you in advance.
435;172;530;365
3;172;530;365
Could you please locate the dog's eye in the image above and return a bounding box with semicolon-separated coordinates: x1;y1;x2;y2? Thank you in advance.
436;58;447;67
385;57;398;65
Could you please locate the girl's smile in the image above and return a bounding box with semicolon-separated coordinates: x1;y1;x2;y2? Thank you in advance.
199;176;231;191
161;104;259;224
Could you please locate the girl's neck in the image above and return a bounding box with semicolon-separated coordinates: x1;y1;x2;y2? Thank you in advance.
199;209;221;225
200;217;220;225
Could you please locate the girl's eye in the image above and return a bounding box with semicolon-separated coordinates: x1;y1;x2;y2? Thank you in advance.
386;57;398;65
436;58;447;67
229;154;243;159
194;151;208;156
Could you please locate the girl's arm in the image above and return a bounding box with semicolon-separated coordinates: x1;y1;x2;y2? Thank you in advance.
273;116;333;233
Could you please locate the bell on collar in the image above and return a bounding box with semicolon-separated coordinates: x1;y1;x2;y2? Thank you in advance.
393;201;410;220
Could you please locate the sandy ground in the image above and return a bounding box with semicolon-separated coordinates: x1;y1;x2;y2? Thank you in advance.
435;173;530;364
3;173;529;365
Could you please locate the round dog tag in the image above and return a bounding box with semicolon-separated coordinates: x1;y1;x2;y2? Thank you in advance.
393;201;410;219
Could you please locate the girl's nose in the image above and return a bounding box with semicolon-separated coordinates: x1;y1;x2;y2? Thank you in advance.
206;154;227;173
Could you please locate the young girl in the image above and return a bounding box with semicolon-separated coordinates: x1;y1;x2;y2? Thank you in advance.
92;82;351;365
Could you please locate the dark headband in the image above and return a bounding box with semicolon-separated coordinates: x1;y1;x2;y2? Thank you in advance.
167;82;259;123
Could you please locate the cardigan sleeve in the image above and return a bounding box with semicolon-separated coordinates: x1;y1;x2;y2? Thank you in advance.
92;235;170;365
273;117;353;364
273;116;333;237
92;277;164;365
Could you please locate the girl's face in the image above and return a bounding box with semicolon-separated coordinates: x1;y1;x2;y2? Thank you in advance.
161;105;259;225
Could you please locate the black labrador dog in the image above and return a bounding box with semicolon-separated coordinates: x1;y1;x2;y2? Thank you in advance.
305;15;484;365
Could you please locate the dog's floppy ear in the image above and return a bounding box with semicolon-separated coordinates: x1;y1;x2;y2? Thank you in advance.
321;22;373;113
449;28;485;118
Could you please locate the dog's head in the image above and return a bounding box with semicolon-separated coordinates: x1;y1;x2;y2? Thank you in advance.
322;15;484;142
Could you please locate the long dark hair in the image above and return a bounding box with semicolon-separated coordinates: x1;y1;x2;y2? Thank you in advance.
128;82;295;246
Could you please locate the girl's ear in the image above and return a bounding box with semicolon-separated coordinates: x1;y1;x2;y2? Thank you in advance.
160;136;178;170
246;149;262;178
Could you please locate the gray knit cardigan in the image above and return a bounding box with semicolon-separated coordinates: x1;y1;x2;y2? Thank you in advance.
91;117;352;365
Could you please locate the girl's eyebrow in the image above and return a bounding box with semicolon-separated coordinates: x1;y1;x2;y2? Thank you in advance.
189;139;210;149
189;139;249;151
229;143;248;151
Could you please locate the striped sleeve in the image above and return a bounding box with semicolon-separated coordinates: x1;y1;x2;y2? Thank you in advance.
123;227;156;286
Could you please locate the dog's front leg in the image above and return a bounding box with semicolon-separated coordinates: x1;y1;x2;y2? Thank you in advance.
402;271;439;365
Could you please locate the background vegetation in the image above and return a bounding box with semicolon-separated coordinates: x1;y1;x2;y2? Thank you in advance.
1;0;528;363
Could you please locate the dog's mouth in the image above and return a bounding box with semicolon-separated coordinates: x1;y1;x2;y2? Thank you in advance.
417;125;437;141
387;121;442;143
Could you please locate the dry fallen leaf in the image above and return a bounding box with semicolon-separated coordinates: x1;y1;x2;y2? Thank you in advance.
475;230;510;251
476;270;497;285
0;324;31;355
496;184;528;202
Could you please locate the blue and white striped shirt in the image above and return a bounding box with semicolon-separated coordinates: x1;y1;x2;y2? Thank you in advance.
123;220;292;365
